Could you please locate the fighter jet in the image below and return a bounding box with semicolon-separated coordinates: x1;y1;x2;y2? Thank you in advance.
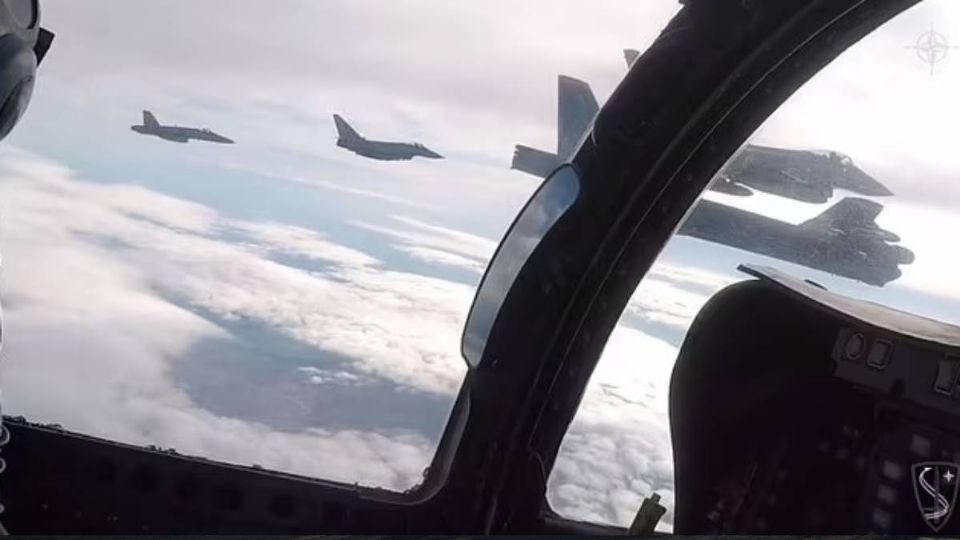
514;51;893;202
333;114;443;161
679;197;913;286
717;145;892;203
131;111;234;144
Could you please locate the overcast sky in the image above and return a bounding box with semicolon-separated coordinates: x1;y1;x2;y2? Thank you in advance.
0;0;959;533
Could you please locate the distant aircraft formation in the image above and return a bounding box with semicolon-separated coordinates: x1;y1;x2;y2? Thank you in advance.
131;110;444;161
131;111;234;144
512;48;913;286
132;47;913;286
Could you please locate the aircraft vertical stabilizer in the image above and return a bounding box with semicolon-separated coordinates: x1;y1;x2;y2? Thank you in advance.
557;75;599;159
143;110;159;129
333;114;363;143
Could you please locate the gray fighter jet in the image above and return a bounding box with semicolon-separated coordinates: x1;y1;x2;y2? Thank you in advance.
680;197;913;286
334;114;443;161
514;51;893;202
131;111;234;144
717;144;892;203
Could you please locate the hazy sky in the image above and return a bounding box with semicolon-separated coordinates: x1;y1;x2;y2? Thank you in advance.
1;0;959;533
16;0;683;236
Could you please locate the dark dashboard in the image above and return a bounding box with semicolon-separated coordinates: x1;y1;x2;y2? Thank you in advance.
670;265;960;534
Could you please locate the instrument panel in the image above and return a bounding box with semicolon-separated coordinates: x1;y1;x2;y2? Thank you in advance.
670;265;960;535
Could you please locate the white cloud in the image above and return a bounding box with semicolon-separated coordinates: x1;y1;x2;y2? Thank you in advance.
548;326;679;531
286;177;438;211
399;246;488;273
392;216;498;260
624;263;736;333
2;149;478;397
228;219;379;267
541;253;760;533
0;148;727;524
0;148;464;489
544;260;739;532
355;215;497;274
297;366;370;387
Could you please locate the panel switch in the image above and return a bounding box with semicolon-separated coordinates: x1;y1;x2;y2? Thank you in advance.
867;339;893;370
934;357;960;396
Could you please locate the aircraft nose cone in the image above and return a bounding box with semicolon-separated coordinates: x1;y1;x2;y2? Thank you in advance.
211;133;234;144
894;244;915;265
424;149;443;159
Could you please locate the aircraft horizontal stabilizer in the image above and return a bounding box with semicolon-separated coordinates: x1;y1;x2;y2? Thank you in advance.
800;197;913;264
511;145;562;178
800;197;883;231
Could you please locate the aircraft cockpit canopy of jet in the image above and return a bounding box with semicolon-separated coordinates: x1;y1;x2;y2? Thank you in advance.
834;152;854;167
5;0;960;536
818;150;856;167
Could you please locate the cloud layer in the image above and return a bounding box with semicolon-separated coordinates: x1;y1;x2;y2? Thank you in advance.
0;147;716;529
0;148;470;489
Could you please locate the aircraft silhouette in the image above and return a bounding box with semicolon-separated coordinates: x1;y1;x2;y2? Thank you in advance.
131;110;234;144
333;114;442;160
511;49;911;286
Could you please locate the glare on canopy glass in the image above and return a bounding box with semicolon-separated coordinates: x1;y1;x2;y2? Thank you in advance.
462;165;581;367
